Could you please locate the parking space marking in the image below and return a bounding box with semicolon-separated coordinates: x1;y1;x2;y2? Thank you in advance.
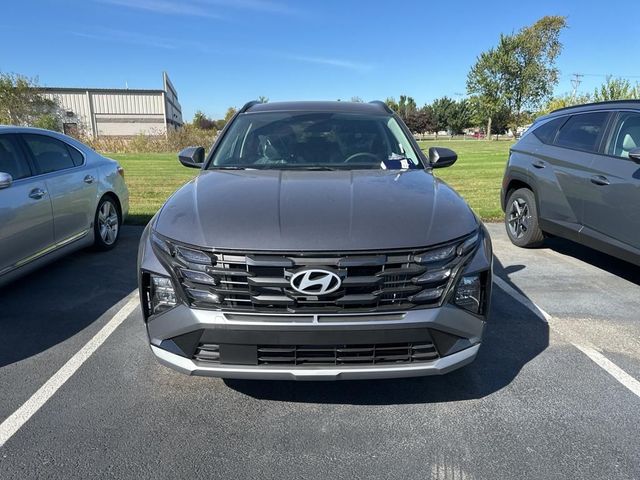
572;343;640;398
493;276;551;322
0;292;139;448
494;277;640;401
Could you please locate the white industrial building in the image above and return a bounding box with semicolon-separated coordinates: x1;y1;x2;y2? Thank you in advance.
42;72;183;137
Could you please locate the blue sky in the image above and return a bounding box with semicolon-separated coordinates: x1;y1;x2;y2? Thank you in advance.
1;0;639;120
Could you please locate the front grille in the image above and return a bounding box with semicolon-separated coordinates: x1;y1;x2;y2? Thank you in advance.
209;252;425;312
153;231;478;314
257;342;439;366
192;342;439;366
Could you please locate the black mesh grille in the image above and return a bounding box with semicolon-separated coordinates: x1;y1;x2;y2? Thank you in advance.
193;342;439;366
257;342;439;366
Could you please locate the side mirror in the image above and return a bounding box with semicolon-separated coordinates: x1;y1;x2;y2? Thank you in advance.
0;172;12;189
178;146;205;168
628;147;640;163
428;147;457;168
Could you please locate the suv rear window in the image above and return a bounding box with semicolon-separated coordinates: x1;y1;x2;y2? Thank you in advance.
532;117;566;144
554;112;609;153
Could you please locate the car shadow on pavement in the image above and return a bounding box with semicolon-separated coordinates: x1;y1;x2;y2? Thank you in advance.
544;237;640;285
0;226;143;368
225;256;549;404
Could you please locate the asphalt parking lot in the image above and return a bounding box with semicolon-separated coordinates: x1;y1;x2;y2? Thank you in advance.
1;224;639;479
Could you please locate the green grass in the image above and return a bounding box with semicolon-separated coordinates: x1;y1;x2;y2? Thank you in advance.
110;153;197;225
418;139;513;221
112;140;513;225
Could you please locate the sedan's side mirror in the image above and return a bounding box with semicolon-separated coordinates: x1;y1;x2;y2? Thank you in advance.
428;147;458;168
178;146;205;168
0;172;12;189
628;147;640;163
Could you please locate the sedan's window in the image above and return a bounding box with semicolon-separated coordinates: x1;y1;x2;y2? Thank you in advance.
0;135;31;180
608;112;640;158
554;112;609;153
22;134;76;174
209;112;423;170
67;145;85;166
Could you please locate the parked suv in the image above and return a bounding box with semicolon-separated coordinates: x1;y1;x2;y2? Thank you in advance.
501;100;640;266
138;101;492;380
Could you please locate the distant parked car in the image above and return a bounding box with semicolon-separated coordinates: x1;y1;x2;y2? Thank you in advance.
501;100;640;266
0;127;129;286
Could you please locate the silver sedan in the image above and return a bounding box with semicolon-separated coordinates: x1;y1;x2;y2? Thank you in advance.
0;126;129;287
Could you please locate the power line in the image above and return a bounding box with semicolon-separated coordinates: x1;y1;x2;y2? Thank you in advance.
570;73;583;98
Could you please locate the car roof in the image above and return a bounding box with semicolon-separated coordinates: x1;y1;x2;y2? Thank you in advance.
538;99;640;123
243;100;392;116
0;125;66;135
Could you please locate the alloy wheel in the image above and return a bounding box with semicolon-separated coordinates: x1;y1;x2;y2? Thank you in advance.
507;198;530;239
98;201;119;245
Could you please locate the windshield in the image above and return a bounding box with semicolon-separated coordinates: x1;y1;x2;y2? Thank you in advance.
209;112;423;170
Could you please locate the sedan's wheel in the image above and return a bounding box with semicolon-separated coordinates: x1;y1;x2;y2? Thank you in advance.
504;188;544;248
94;197;121;250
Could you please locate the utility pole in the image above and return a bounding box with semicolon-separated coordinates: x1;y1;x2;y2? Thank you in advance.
570;73;583;98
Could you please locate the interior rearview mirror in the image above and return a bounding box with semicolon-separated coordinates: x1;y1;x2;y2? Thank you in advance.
0;172;13;189
628;147;640;163
178;146;205;168
428;147;458;168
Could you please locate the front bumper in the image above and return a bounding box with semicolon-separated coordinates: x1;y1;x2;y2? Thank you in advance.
138;221;492;380
144;303;486;380
151;342;481;380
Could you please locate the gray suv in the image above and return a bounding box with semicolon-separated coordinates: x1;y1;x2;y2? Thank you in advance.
138;101;492;380
501;100;640;266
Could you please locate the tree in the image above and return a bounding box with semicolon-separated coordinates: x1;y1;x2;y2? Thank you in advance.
593;76;639;102
397;95;417;120
384;97;399;113
467;16;567;134
0;72;60;128
447;99;474;135
257;95;269;103
405;106;434;134
350;96;364;103
192;110;216;130
430;96;455;137
541;92;592;114
224;107;237;123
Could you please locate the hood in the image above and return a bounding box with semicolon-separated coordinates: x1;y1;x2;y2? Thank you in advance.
154;169;478;251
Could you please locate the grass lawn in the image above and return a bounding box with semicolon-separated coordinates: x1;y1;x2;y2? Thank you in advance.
110;152;196;225
418;139;513;221
111;139;513;225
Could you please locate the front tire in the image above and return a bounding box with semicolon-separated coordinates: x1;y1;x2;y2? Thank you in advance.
505;188;544;247
93;196;121;250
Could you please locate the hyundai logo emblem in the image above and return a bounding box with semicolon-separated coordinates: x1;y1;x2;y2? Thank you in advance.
289;269;341;295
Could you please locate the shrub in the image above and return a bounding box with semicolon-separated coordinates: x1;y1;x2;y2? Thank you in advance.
80;125;218;154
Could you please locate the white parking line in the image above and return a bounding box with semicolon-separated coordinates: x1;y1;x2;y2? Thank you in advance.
572;343;640;398
493;276;551;322
494;278;640;400
0;292;139;448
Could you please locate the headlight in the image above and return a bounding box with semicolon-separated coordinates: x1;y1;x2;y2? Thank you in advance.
149;274;177;314
149;231;222;309
453;274;482;314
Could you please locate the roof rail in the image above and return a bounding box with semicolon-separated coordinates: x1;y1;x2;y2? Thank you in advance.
239;100;260;114
550;98;640;114
369;100;393;114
